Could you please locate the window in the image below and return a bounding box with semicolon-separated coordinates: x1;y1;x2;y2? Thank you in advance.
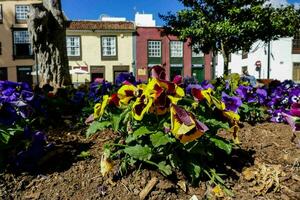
15;5;30;22
170;41;183;57
101;36;117;58
66;36;80;57
91;66;105;81
192;44;204;57
0;67;7;80
0;5;3;23
148;41;161;57
293;32;300;54
17;66;32;85
293;63;300;81
242;50;248;59
13;30;32;58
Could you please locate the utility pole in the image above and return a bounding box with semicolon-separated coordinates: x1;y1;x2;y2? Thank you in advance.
267;41;271;79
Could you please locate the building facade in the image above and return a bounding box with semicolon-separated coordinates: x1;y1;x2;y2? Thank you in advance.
66;20;135;83
215;36;300;81
0;0;41;84
135;27;212;82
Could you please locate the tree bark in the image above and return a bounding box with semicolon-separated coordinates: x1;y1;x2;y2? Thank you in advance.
27;0;71;88
221;42;229;76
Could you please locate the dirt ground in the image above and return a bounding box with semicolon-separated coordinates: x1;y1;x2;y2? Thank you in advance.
0;122;299;200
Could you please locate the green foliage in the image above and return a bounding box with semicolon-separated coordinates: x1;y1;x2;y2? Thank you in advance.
161;0;300;75
209;136;232;155
86;121;111;137
0;125;23;146
212;74;248;97
239;103;267;124
86;77;240;192
150;132;175;147
123;145;152;161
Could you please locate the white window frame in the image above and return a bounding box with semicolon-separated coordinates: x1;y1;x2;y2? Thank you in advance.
102;36;117;57
14;30;30;44
66;36;80;57
148;40;161;57
170;41;183;57
15;5;30;21
13;30;32;56
192;44;204;57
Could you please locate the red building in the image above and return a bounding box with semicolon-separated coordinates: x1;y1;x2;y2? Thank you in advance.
135;27;213;82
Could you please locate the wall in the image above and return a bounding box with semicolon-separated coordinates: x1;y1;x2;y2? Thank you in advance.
0;0;41;82
66;30;134;83
136;27;212;81
215;38;294;81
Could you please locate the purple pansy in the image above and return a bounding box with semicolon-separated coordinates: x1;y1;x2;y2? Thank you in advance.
200;80;214;90
186;84;202;95
116;72;136;86
256;88;267;104
221;92;242;113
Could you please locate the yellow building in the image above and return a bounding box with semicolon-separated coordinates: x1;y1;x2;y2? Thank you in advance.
0;0;41;84
66;20;135;83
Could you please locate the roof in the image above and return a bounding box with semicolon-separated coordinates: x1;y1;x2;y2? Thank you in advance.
66;20;135;31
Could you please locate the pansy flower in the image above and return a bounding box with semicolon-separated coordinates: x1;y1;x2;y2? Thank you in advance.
116;72;136;86
190;86;213;106
282;112;300;132
172;75;183;85
200;80;214;90
270;109;285;123
256;88;267;104
289;102;300;117
221;92;242;113
147;78;184;114
94;95;110;119
150;65;166;80
170;104;208;143
117;84;139;105
186;84;202;95
132;94;153;120
289;88;300;103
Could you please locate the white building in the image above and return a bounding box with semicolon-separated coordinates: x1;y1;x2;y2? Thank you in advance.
134;12;156;27
215;35;300;81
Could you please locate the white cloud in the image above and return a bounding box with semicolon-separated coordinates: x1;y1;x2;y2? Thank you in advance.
267;0;300;8
294;3;300;9
267;0;289;7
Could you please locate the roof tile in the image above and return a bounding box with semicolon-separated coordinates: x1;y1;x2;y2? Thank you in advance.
66;20;135;30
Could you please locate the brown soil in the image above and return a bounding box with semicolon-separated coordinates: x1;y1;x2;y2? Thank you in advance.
0;123;299;200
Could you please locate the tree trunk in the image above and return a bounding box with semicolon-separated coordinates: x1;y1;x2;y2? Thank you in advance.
223;55;229;76
221;42;229;76
27;0;71;88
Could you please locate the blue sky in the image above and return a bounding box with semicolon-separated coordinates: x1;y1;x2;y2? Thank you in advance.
61;0;300;26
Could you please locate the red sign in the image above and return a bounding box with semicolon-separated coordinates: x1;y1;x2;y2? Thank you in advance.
255;60;261;67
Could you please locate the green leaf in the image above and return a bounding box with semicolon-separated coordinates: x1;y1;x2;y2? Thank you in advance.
112;114;121;132
241;104;249;112
86;121;111;137
186;162;201;182
210;137;232;154
0;130;10;144
125;134;136;144
123;145;152;161
158;161;172;176
132;126;152;138
150;132;175;147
